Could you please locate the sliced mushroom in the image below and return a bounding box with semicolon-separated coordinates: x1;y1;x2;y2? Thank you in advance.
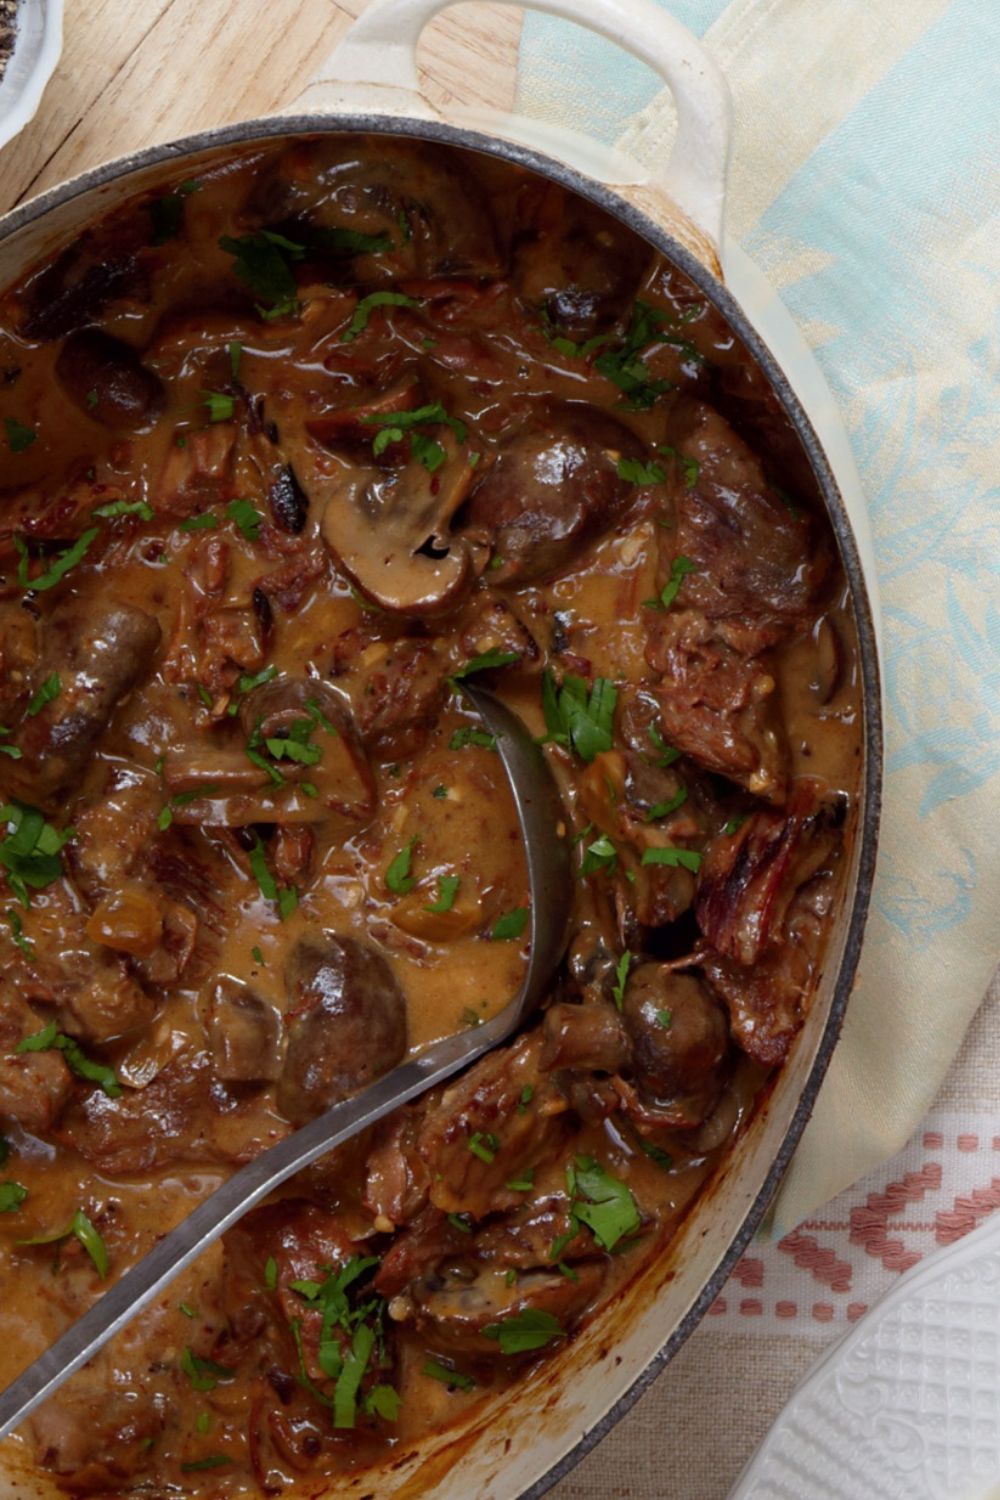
163;679;375;830
297;430;476;615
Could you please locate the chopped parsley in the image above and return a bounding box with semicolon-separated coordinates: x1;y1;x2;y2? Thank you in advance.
0;729;20;760
648;724;681;767
639;1139;674;1171
92;498;154;521
148;181;198;245
0;1182;27;1213
505;1168;534;1192
566;1156;641;1253
640;846;702;872
363;1384;402;1421
468;1131;499;1164
181;1456;231;1473
657;443;700;489
342;290;419;343
157;784;221;832
423;1359;475;1392
226;498;262;541
432;784;448;799
655;1008;673;1030
611;951;632;1011
386;836;419;895
592;302;675;410
541;670;617;763
617;457;667;486
446;1212;473;1235
450;648;521;682
644;554;698;612
313;225;394;257
16;1022;122;1097
0;802;74;908
19;1208;109;1277
724;814;749;837
219;229;304;319
181;1348;235;1393
425;874;460;914
644;787;688;822
449;727;497;752
201;391;235;423
490;907;528;941
179;511;218;532
15;527;99;592
228;341;243;380
4;417;36;453
5;908;34;957
579;833;618;878
482;1309;564;1356
251;945;265;967
264;1255;278;1291
361;400;467;472
247;833;297;919
518;1084;534;1113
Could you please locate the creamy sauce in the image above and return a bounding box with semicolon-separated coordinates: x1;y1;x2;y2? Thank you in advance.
0;136;861;1495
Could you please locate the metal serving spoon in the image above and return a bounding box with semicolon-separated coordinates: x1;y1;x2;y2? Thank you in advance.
0;685;572;1440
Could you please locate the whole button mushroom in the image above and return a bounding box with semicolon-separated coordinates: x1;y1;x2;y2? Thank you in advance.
276;934;408;1125
459;405;645;585
622;963;729;1123
55;329;165;431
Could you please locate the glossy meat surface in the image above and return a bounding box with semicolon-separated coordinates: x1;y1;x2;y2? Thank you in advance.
0;135;861;1496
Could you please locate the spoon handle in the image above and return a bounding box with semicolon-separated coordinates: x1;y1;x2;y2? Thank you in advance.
0;685;571;1441
0;1023;491;1441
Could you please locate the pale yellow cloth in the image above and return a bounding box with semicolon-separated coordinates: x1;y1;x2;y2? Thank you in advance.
520;0;1000;1230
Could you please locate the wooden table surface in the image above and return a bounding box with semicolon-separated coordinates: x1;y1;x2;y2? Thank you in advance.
0;0;521;214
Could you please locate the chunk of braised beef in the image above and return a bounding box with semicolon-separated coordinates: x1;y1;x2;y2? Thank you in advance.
245;138;501;282
695;784;839;967
646;609;788;801
209;977;282;1084
621;965;729;1126
333;629;446;762
457;404;644;584
29;1387;163;1492
412;1262;604;1358
56;1049;287;1174
0;1000;73;1133
222;1199;360;1375
702;873;836;1067
511;180;651;340
55;329;165;431
363;1109;429;1231
8;599;161;810
20;227;149;342
577;749;703;928
416;1033;567;1221
276;934;407;1125
541;1001;629;1076
668;398;826;625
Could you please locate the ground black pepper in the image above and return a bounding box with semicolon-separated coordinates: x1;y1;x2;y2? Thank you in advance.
0;0;18;84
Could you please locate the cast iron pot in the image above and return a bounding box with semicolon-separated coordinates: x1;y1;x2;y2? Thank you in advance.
0;0;882;1495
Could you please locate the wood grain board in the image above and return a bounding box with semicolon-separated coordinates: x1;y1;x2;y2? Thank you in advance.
0;0;522;214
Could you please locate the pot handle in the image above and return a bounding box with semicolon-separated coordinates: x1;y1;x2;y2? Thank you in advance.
306;0;731;251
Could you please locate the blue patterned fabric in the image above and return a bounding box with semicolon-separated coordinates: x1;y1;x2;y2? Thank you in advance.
516;0;1000;1223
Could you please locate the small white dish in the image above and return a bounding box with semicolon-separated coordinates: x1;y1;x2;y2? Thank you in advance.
729;1207;1000;1500
0;0;63;154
